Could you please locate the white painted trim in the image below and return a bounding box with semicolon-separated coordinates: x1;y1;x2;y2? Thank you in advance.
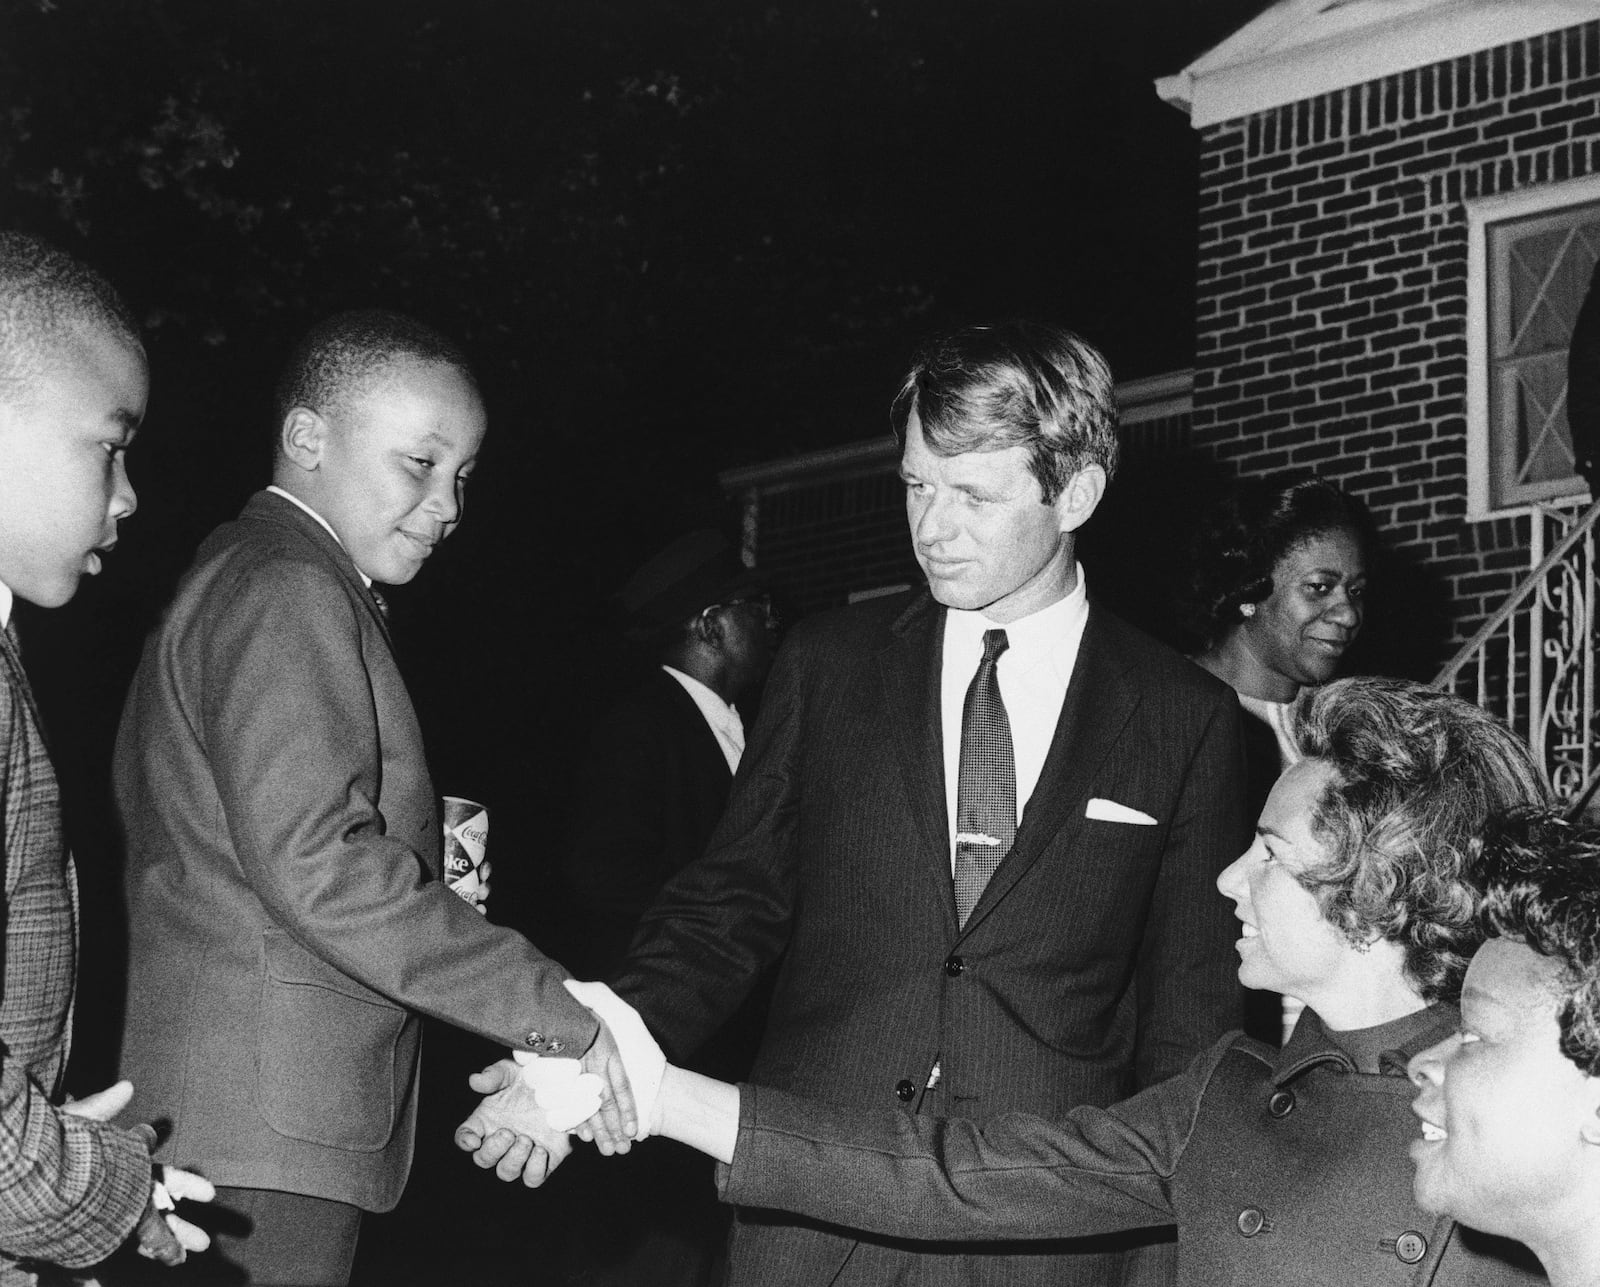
1117;370;1194;424
1158;0;1600;129
717;370;1196;493
1466;195;1494;518
1465;173;1600;519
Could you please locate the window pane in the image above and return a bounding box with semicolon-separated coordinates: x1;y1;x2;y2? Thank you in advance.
1488;200;1600;508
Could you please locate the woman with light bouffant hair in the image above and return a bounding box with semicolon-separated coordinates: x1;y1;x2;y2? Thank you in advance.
476;677;1553;1287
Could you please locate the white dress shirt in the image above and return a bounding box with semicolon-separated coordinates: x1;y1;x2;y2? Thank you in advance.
662;665;745;774
940;567;1090;872
0;580;12;630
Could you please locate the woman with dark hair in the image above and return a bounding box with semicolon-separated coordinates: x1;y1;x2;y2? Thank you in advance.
488;678;1550;1287
1410;808;1600;1287
1189;475;1373;801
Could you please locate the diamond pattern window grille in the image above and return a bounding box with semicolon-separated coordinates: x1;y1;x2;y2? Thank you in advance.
1487;201;1600;510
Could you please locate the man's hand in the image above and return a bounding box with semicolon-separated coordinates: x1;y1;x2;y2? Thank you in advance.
454;1060;576;1186
575;1019;638;1154
564;981;666;1138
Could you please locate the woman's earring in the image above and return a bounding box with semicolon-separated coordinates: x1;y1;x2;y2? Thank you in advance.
1240;603;1257;618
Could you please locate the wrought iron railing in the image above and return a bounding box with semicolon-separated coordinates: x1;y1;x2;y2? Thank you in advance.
1434;495;1600;809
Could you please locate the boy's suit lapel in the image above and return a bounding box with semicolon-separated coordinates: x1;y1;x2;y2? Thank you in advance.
247;490;393;647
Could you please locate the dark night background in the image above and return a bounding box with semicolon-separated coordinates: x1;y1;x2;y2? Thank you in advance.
2;0;1268;1280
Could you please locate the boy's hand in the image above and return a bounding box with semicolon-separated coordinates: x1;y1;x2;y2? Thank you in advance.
455;1061;575;1186
60;1085;217;1267
61;1078;135;1121
465;858;493;915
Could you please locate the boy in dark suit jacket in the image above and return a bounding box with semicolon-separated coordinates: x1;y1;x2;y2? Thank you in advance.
114;310;633;1286
0;232;211;1283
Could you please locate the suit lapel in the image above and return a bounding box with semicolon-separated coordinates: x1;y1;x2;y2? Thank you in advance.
658;670;734;786
876;594;958;922
247;491;393;647
959;606;1140;936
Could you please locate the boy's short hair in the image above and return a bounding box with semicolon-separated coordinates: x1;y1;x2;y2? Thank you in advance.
0;231;142;395
1475;808;1600;1075
889;320;1118;505
273;308;478;426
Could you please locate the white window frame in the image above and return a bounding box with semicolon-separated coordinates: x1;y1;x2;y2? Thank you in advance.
1466;172;1600;519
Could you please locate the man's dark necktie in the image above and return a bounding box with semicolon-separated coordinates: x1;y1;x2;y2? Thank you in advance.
953;628;1016;928
370;587;390;622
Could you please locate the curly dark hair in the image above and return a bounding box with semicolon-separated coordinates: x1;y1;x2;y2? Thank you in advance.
1186;475;1375;647
1289;677;1547;1003
1473;808;1600;1075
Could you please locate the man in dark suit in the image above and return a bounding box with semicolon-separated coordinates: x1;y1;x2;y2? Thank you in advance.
553;531;776;1286
561;530;775;977
603;321;1248;1286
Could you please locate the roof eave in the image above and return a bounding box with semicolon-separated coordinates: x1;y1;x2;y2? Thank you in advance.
1158;0;1600;129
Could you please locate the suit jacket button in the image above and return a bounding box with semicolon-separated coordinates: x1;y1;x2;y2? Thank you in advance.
1236;1208;1267;1238
894;1079;916;1102
944;955;965;977
1394;1232;1427;1264
1267;1090;1295;1118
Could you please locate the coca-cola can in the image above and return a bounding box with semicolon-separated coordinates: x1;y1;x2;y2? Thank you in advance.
441;795;489;905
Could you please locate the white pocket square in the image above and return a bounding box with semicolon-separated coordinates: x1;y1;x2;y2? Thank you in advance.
1085;798;1157;826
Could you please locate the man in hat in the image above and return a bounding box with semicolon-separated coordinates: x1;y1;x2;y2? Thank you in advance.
561;529;777;976
553;530;777;1287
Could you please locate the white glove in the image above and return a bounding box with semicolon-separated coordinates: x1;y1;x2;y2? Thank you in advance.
563;980;665;1139
153;1166;215;1254
509;1053;604;1132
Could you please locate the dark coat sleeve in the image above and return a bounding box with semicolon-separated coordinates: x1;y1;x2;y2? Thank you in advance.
199;558;598;1052
716;1040;1230;1243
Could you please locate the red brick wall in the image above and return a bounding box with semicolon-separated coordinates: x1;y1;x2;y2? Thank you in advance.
752;466;920;617
1193;20;1600;665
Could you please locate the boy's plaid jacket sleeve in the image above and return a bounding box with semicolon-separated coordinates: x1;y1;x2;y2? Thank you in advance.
0;629;152;1277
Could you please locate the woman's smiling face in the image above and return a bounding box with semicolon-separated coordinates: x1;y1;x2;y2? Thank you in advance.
1408;938;1600;1250
1215;759;1352;1006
